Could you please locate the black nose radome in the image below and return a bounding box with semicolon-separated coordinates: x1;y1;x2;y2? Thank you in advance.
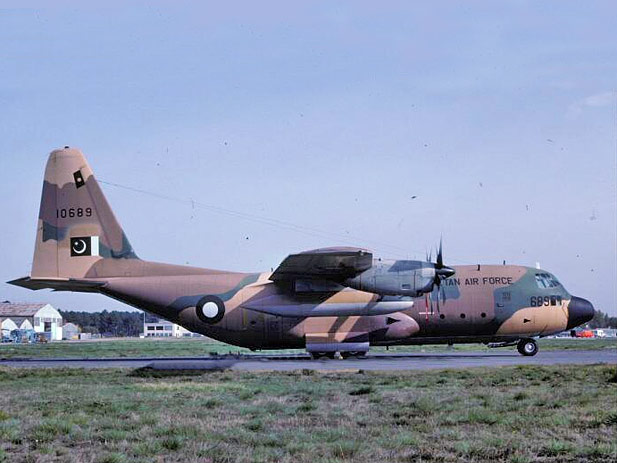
566;296;595;330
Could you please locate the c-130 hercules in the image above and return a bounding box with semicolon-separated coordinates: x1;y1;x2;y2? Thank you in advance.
10;148;595;357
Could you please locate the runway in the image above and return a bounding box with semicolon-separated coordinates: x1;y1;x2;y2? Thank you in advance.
1;349;615;371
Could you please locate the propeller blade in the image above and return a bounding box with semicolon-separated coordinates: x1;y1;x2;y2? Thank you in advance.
437;237;443;268
429;237;456;299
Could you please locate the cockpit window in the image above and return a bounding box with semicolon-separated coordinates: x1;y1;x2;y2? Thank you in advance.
535;274;549;288
535;273;560;289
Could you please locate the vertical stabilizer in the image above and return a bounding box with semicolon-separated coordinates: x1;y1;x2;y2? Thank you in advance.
31;147;138;280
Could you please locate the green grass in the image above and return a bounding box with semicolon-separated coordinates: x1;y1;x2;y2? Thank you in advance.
0;365;615;462
0;337;614;360
0;337;254;359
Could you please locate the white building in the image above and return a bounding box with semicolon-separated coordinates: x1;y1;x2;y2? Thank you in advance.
62;322;80;340
0;302;63;341
143;318;200;337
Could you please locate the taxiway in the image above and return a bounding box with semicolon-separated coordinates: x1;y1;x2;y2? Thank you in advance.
1;349;614;371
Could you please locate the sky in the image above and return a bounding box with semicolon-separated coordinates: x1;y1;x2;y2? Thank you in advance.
1;1;616;315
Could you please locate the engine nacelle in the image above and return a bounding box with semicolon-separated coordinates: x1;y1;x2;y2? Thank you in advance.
343;260;436;296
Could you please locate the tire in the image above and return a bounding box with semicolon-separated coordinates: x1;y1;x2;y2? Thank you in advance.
517;338;538;356
341;351;367;360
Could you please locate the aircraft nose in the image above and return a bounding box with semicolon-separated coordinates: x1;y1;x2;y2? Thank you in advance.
566;296;595;330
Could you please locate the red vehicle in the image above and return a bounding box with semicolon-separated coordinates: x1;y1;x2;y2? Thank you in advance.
571;329;594;338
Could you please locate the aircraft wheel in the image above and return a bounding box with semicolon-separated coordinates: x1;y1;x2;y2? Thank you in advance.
517;338;538;356
310;352;333;360
341;351;367;360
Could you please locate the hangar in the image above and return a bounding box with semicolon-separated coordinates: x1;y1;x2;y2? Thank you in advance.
0;302;63;341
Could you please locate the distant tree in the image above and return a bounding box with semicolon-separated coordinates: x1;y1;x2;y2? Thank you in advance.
588;309;617;329
82;325;99;334
60;310;144;337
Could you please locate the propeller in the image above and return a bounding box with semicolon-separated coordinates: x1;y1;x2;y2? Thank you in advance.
434;238;456;282
429;238;456;311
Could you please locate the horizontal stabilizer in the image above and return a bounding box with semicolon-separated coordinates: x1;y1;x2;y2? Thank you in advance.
7;276;105;293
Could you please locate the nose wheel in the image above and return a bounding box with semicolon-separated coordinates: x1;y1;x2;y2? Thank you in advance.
517;338;538;356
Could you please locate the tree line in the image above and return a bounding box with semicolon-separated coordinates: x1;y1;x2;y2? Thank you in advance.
588;309;617;329
59;310;151;337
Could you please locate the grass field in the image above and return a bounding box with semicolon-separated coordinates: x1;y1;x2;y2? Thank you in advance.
0;337;614;360
0;364;615;462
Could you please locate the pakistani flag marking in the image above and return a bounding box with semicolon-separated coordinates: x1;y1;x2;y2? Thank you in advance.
73;170;85;189
70;236;99;257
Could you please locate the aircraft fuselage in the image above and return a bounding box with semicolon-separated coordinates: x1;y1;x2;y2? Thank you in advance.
89;260;588;351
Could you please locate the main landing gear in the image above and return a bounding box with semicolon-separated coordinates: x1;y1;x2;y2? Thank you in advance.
307;341;370;360
340;351;367;360
310;352;336;360
517;338;538;356
309;351;368;360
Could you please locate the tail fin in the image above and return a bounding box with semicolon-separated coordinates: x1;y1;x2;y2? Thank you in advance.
30;147;138;280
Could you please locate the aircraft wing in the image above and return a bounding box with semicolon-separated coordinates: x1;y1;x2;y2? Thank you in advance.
270;247;373;283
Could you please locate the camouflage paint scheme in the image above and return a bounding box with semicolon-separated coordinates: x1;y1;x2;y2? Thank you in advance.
9;148;594;353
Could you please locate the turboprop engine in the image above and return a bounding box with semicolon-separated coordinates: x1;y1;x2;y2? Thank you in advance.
343;241;456;297
343;260;452;296
268;241;455;300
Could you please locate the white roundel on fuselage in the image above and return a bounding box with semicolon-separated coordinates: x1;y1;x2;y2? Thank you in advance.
202;301;219;318
195;295;225;324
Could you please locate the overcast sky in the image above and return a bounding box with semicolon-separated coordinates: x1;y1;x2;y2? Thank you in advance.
1;1;616;315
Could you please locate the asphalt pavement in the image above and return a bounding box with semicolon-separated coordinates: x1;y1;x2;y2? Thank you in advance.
0;349;614;371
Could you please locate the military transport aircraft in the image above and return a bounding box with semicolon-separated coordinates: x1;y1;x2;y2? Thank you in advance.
9;148;595;358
